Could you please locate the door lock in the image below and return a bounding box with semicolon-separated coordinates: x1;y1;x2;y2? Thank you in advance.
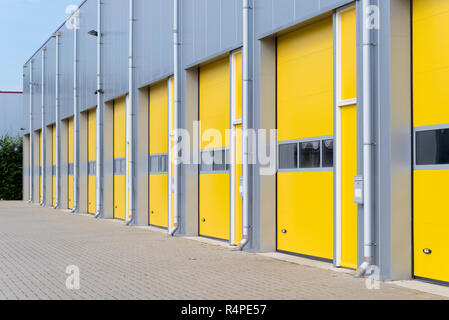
423;248;432;255
281;229;287;234
202;218;206;222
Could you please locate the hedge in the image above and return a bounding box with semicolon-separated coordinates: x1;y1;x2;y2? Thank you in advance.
0;135;23;200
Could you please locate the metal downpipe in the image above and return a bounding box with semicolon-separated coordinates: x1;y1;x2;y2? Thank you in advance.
355;0;375;278
55;32;61;209
95;0;104;219
169;0;180;236
236;0;251;250
29;59;34;203
54;32;61;209
126;0;136;226
72;10;80;214
40;47;47;206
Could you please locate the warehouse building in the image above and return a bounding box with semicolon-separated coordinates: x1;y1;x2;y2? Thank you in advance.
21;0;449;285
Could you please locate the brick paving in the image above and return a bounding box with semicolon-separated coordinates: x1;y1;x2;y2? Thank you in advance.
0;201;443;300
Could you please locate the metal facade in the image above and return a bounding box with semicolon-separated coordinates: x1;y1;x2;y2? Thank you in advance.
20;0;422;283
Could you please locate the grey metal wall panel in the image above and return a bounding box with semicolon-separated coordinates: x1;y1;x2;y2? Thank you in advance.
0;93;24;137
58;24;74;120
23;66;30;134
78;0;98;112
182;0;243;67
135;0;174;88
255;0;353;38
44;38;56;126
32;51;42;131
103;0;129;102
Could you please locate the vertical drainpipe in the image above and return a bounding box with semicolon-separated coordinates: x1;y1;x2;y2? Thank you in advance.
41;47;47;206
169;0;180;236
356;0;375;277
126;0;136;225
237;0;251;250
55;32;61;209
72;10;80;213
29;59;34;203
95;0;104;218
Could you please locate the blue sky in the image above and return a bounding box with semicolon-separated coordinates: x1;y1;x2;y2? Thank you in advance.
0;0;83;91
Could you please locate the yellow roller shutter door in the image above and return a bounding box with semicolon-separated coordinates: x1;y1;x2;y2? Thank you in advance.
413;0;449;283
88;109;96;214
52;124;56;207
149;82;169;228
68;117;74;209
199;58;230;241
277;17;334;260
113;97;126;220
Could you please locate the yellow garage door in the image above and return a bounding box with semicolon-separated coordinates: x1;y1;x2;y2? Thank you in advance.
413;0;449;283
277;17;334;261
149;82;169;228
68;117;74;209
88;108;96;214
199;57;230;241
232;51;243;245
114;97;126;220
339;7;358;269
52;124;56;207
38;130;42;203
169;77;175;229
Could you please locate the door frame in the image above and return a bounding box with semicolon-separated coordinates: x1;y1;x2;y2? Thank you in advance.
335;3;357;267
230;49;242;245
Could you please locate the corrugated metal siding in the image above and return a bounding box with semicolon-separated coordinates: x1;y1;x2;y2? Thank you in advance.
103;0;129;102
78;0;97;112
0;93;24;137
182;0;243;68
21;0;356;129
255;0;353;38
32;50;42;131
59;23;74;121
135;0;174;88
44;38;56;126
23;66;30;133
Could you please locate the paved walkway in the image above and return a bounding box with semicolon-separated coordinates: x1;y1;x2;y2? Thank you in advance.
0;201;443;300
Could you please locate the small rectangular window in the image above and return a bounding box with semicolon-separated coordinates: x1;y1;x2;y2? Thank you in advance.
121;159;126;174
279;143;298;169
114;158;125;175
160;155;168;173
200;150;213;172
299;141;320;168
113;160;118;174
88;161;96;176
68;163;74;176
150;156;159;173
213;149;227;171
416;129;449;165
322;139;334;168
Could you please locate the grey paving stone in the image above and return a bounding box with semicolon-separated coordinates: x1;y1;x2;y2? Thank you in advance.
0;201;444;300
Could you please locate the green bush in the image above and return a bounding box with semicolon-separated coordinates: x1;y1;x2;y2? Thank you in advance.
0;135;23;200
